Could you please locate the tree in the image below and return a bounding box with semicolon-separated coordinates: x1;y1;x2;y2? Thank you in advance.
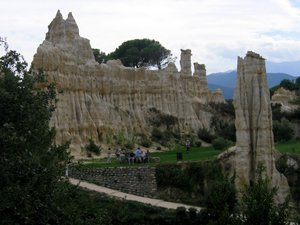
273;119;294;142
206;174;237;224
92;48;107;64
0;44;74;224
239;163;291;225
280;79;296;91
108;38;172;69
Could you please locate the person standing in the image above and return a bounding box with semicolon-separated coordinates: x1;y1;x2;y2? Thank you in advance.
186;140;190;153
135;147;141;163
107;147;112;163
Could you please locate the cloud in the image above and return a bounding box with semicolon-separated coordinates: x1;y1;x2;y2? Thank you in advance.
1;0;300;73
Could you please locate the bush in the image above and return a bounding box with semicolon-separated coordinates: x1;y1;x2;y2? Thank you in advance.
273;119;294;142
239;163;291;225
151;128;177;146
212;137;232;150
197;127;216;143
195;140;202;147
86;139;102;155
140;138;152;148
206;174;237;222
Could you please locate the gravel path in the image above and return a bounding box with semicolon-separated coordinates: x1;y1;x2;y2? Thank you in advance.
68;177;202;211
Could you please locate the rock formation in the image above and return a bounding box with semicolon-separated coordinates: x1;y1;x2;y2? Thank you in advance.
271;87;298;113
31;11;225;157
180;49;192;75
223;51;290;202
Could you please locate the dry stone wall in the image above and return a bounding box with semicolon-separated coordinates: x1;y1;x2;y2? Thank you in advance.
31;11;225;157
69;167;157;197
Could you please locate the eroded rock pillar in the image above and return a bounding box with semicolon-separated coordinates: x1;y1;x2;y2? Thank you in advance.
233;51;289;202
180;49;192;75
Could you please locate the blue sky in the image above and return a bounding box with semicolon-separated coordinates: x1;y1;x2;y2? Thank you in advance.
1;0;300;73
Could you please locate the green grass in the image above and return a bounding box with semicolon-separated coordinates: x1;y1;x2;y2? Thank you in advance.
151;145;221;163
77;145;222;168
275;139;300;154
77;139;300;168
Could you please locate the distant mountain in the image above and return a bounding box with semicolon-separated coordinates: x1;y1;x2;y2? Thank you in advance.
207;71;297;99
266;61;300;76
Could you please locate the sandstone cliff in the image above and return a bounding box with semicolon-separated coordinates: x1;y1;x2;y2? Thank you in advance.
271;87;298;113
31;11;225;156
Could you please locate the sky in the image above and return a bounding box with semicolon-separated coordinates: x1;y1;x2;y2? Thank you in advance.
2;0;300;73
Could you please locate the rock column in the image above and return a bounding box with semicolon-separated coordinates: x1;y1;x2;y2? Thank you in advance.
180;49;192;75
233;51;289;202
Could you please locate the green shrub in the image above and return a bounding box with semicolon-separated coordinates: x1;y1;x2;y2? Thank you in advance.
197;127;216;143
239;163;291;225
156;161;223;206
195;140;202;147
140;138;152;148
151;128;177;146
124;141;134;150
273;119;294;142
151;128;163;141
206;174;237;222
86;139;102;155
212;137;232;150
210;116;236;142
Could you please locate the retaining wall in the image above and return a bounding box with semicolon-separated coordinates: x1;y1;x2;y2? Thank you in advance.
69;167;157;197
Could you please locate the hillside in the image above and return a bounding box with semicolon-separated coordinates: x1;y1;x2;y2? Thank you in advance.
207;71;297;99
266;60;300;76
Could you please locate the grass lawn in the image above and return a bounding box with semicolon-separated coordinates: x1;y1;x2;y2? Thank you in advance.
77;139;300;168
275;139;300;154
78;145;222;168
151;145;221;163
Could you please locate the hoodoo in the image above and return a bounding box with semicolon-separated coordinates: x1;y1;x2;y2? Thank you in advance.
222;51;290;202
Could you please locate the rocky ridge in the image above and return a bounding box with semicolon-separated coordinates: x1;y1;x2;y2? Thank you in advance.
31;11;225;156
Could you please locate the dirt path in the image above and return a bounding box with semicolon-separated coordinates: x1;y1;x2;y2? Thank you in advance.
68;178;202;211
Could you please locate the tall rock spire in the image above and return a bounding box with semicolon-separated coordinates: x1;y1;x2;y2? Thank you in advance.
180;49;192;76
232;51;289;202
36;10;95;67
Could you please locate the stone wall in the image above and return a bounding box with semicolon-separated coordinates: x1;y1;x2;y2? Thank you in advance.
70;167;157;197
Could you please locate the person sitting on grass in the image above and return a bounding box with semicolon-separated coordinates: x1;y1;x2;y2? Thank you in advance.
141;150;146;163
129;150;135;164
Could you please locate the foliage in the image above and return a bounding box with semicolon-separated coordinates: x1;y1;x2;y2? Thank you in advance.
114;130;126;146
107;38;172;69
208;101;235;117
197;127;216;143
140;137;152;148
156;161;224;206
276;153;300;209
92;48;107;64
280;79;297;91
271;103;285;121
212;137;232;150
238;163;291;225
205;174;238;225
273;119;294;142
86;139;102;155
210;116;236;142
0;46;76;224
206;174;237;221
151;128;179;146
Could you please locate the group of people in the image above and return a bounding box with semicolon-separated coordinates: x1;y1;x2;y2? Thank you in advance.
107;147;150;164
